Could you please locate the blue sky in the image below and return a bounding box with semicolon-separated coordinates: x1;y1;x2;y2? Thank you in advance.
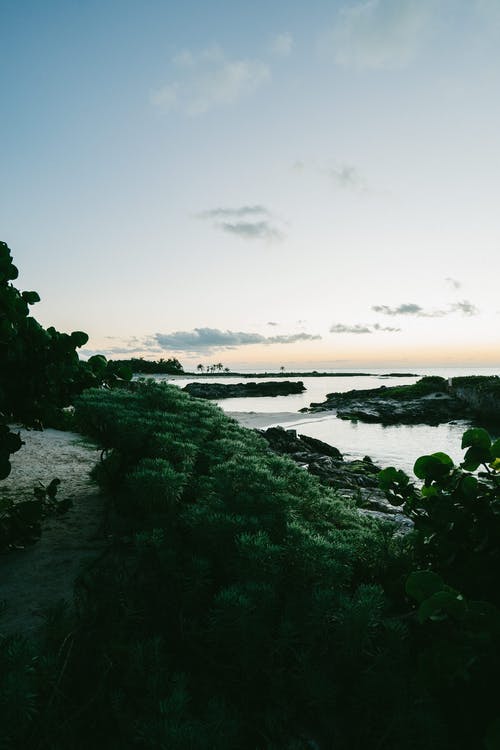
2;0;500;368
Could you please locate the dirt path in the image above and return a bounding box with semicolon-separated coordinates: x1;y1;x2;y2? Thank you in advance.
0;427;106;636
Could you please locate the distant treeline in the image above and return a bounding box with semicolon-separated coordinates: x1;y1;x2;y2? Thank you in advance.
112;357;184;374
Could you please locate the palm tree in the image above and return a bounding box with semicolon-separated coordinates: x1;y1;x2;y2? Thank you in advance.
197;364;204;374
216;362;223;372
280;366;285;374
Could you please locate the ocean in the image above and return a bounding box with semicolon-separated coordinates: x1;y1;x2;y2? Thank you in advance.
151;367;500;475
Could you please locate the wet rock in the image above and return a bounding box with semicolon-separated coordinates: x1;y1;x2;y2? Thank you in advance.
259;426;413;529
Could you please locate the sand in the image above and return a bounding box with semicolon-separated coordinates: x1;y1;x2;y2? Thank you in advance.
0;427;105;636
0;409;335;636
227;410;336;430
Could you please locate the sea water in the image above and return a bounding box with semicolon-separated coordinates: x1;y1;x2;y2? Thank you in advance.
150;367;499;474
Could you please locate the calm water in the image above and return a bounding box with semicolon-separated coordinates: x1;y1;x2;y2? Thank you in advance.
148;367;500;474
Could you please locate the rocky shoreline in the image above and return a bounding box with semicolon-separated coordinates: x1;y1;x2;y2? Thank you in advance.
259;426;413;531
302;375;500;426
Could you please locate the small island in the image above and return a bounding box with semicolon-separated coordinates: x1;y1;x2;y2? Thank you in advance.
303;375;500;425
182;380;306;399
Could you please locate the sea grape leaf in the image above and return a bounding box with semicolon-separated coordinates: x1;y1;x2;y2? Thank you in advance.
461;446;487;472
406;571;444;604
71;330;89;347
0;460;11;480
459;475;478;498
21;290;41;305
414;453;453;481
490;438;500;459
417;590;466;623
461;428;491;451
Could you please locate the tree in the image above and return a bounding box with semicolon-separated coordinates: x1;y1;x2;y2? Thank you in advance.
197;364;204;373
0;241;130;480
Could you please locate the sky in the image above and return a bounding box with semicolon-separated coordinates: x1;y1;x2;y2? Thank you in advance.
2;0;500;369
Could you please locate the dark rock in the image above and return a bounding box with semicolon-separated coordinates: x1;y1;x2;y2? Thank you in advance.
183;380;306;400
259;426;413;530
296;433;343;459
304;376;472;426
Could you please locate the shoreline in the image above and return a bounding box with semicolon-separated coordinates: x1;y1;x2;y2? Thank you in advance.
227;410;337;430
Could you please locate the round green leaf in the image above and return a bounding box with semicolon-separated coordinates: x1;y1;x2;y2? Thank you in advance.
115;364;133;381
414;453;453;481
71;330;89;348
87;354;108;375
21;290;41;305
418;590;466;623
459;475;478;499
406;570;444;603
461;427;491;451
0;459;11;480
490;439;500;459
461;445;488;472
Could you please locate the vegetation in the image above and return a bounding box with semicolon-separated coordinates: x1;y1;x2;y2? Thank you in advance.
182;380;306;399
1;379;499;748
2;244;499;748
113;357;184;374
0;241;131;548
379;430;500;748
318;375;448;407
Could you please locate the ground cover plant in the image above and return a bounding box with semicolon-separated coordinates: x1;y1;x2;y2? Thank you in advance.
3;380;490;750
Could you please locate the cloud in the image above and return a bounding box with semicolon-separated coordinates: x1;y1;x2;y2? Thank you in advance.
154;328;321;354
268;333;321;344
219;221;284;241
373;323;402;332
295;160;368;191
321;0;436;70
152;46;270;115
451;300;479;316
198;205;269;220
198;204;284;241
327;164;366;190
267;321;279;326
445;276;462;290
330;322;401;334
269;32;294;57
372;303;426;316
372;300;479;317
330;324;372;334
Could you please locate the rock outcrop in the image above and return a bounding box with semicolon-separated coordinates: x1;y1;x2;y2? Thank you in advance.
303;376;471;426
259;426;412;531
183;380;306;399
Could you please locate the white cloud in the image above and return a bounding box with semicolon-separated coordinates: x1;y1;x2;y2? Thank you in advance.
219;221;284;242
445;276;462;290
152;46;270;115
322;0;437;70
269;32;294;57
372;300;479;317
330;322;401;334
154;328;320;354
330;323;372;334
327;163;366;190
198;205;270;220
198;205;284;241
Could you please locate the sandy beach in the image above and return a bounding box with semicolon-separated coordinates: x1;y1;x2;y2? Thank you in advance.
226;410;336;430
